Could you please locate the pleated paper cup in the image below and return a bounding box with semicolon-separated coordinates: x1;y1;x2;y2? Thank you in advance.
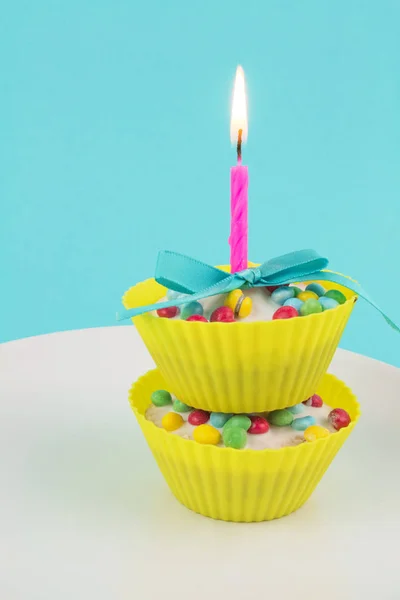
123;267;356;413
129;369;360;523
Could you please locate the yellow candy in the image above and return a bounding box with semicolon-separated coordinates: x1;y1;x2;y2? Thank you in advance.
304;425;330;442
297;291;319;302
162;412;184;431
239;297;252;318
225;289;241;311
224;290;253;319
193;424;221;445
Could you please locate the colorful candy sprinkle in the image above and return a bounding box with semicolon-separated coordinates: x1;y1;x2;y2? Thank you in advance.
328;408;351;431
290;286;303;297
224;415;252;432
151;389;172;407
299;298;323;316
157;306;179;318
297;291;319;302
181;301;204;320
225;290;253;319
188;409;210;426
273;306;299;320
319;297;339;311
193;424;221;445
283;298;303;312
305;283;325;297
303;394;323;407
324;289;347;305
210;306;235;323
291;415;316;431
271;287;296;306
268;409;293;427
162;412;184;431
210;412;233;428
287;403;305;414
248;416;269;434
186;314;208;322
173;399;191;413
223;427;247;449
304;425;330;442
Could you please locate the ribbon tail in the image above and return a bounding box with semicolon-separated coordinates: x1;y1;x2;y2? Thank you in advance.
313;272;400;333
254;270;400;333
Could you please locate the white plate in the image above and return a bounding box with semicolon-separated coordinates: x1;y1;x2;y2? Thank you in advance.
1;326;400;599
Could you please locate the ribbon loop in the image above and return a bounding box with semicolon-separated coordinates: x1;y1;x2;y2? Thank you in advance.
155;251;228;294
258;249;329;284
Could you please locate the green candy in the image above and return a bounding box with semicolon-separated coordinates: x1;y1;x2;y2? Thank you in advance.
151;390;172;407
291;286;303;297
324;289;347;305
299;298;323;316
268;409;294;427
223;415;252;432
172;399;191;412
223;426;247;449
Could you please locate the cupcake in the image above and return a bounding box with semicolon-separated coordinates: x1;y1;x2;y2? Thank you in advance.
129;368;360;522
119;67;397;413
121;254;357;412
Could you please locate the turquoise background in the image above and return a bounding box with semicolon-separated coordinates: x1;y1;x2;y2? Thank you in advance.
1;0;399;366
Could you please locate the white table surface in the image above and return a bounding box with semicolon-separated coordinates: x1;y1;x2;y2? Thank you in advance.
1;326;400;600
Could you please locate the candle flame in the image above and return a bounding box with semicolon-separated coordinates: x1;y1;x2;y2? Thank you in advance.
230;66;248;144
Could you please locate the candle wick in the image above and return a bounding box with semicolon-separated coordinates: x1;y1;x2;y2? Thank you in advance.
237;129;242;164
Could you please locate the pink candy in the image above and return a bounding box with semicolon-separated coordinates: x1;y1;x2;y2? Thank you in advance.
186;315;208;322
303;394;323;407
272;306;298;320
188;410;210;426
248;415;269;434
210;306;235;323
157;306;179;319
328;408;351;431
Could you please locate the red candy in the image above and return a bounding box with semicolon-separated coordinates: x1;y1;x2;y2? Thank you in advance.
272;306;298;320
188;410;210;426
210;306;235;323
157;306;179;318
248;416;270;434
303;394;323;407
328;408;351;431
186;314;208;322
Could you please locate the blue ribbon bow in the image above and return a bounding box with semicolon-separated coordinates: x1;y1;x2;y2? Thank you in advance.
117;249;399;332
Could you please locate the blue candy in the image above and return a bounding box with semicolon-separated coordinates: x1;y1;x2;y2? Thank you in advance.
319;297;339;311
210;412;233;428
180;301;204;320
287;403;305;414
291;415;316;431
271;287;295;306
284;298;304;312
306;283;326;297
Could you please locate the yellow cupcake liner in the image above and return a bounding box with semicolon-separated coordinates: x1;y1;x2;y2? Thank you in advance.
129;369;360;522
123;266;356;412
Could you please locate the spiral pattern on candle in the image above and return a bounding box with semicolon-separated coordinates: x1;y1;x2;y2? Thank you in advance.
230;165;248;273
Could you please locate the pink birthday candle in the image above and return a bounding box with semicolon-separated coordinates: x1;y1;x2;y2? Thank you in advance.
229;66;249;273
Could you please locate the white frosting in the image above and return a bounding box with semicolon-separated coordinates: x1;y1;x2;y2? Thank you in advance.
146;401;336;450
156;287;294;322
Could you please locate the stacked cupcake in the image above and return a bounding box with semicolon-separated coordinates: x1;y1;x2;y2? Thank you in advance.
123;258;362;522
